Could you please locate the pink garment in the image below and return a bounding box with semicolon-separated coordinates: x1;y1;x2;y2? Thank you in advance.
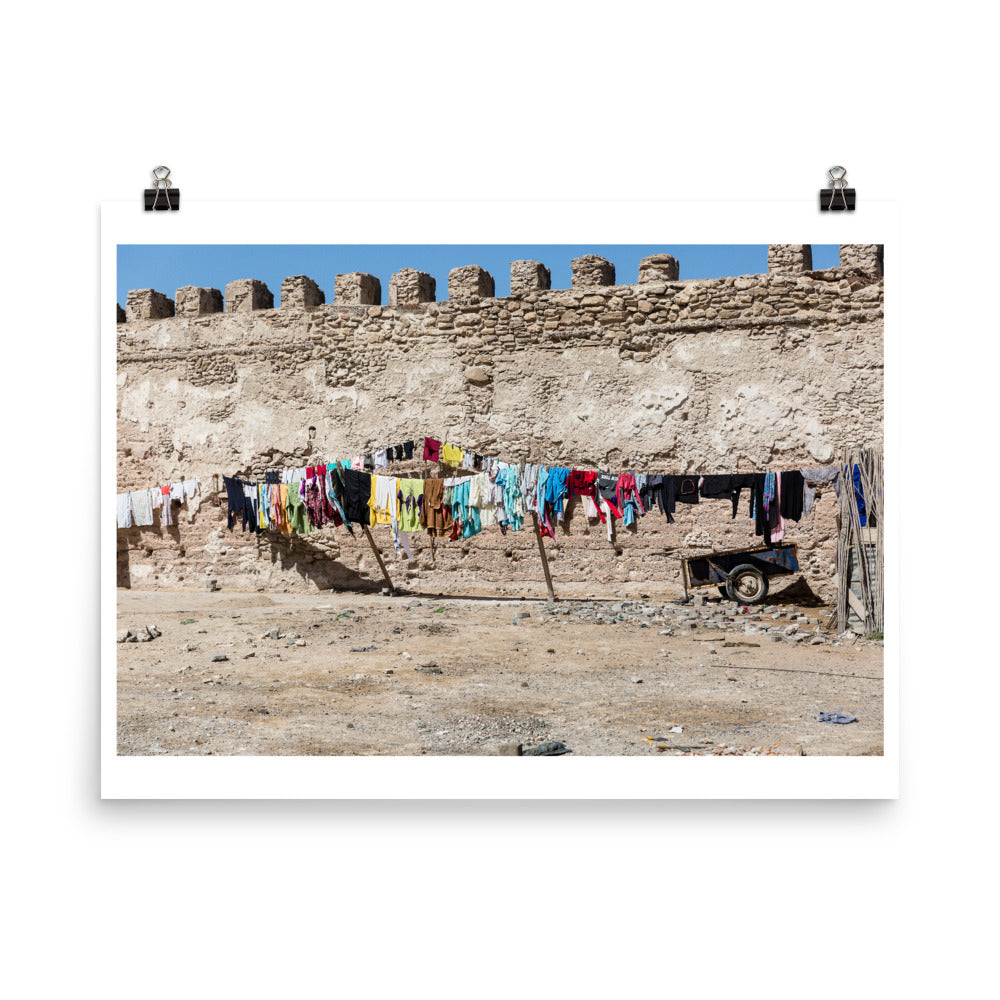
301;476;331;529
160;485;173;526
771;472;785;542
615;473;645;515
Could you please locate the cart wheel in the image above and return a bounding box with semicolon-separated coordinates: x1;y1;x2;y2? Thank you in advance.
725;565;769;605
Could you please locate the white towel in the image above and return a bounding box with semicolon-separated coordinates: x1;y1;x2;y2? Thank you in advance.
130;489;153;526
116;492;132;528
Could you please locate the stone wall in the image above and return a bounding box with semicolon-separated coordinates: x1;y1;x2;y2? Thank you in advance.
116;244;884;599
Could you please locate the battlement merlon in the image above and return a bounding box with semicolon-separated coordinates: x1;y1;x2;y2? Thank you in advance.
115;246;885;324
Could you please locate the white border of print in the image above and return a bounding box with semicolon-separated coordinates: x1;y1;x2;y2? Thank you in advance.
101;199;899;799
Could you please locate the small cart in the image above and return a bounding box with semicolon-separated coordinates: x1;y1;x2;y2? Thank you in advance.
680;543;799;604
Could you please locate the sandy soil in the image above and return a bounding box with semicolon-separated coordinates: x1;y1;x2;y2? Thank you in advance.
116;583;883;757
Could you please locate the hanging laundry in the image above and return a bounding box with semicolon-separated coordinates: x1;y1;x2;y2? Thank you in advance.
403;440;415;460
369;475;398;526
342;468;372;527
286;482;312;533
779;470;804;522
116;492;132;528
393;444;404;462
242;482;261;534
544;466;571;523
569;469;598;498
849;464;868;526
450;478;481;539
800;465;839;517
302;475;331;529
441;442;464;466
161;485;174;527
423;437;441;462
616;472;645;527
374;449;389;469
468;472;498;527
672;475;701;506
522;464;540;511
633;472;648;510
597;472;623;519
750;472;780;547
641;473;668;516
323;468;352;534
129;488;154;526
496;463;524;531
397;479;423;533
700;474;751;518
771;473;786;543
257;483;268;530
421;477;453;537
223;476;246;531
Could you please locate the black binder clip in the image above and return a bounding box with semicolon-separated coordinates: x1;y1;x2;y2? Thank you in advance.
819;165;855;211
144;165;180;211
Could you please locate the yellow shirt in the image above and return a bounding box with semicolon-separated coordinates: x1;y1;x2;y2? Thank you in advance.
368;475;396;526
440;443;464;466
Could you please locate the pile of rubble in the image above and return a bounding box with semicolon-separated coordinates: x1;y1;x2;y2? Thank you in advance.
117;624;161;643
533;596;842;644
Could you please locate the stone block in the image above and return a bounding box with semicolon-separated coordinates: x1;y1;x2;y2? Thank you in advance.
126;288;175;321
638;254;680;282
225;279;274;312
389;268;436;307
464;366;490;385
335;272;381;305
571;254;615;288
281;275;325;310
510;260;551;297
175;286;224;317
448;265;495;302
839;244;883;277
116;303;126;323
767;245;813;274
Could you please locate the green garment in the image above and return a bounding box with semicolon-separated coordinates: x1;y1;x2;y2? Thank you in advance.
286;482;312;534
397;478;423;532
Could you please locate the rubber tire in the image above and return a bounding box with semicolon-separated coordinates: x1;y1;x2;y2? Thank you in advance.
725;564;770;605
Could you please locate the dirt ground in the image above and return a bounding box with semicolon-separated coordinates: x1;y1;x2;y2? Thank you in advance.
116;582;883;757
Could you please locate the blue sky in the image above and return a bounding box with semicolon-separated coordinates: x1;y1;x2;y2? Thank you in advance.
117;244;841;307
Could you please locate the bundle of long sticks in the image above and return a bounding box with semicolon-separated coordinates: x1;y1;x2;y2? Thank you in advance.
837;445;883;634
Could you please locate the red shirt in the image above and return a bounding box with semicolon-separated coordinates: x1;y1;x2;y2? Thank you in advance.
569;469;598;497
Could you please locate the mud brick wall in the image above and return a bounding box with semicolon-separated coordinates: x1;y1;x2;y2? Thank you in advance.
116;244;884;599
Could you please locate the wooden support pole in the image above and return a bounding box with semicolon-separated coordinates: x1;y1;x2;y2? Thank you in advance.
361;524;396;595
335;461;396;595
530;510;557;601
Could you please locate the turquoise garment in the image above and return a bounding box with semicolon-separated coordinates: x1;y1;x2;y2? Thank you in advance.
497;463;524;531
451;479;481;539
545;466;571;520
535;465;549;515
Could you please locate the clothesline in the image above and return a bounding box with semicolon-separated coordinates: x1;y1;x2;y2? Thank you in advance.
213;450;849;560
116;479;201;529
115;433;857;548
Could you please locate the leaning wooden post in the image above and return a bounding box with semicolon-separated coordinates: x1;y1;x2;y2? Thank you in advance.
530;509;557;601
335;462;396;595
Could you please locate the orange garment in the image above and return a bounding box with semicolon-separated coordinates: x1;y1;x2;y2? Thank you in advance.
420;477;453;537
276;484;292;534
